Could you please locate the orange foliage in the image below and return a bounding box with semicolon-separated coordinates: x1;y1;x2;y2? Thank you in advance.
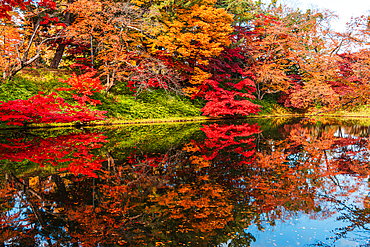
151;0;233;91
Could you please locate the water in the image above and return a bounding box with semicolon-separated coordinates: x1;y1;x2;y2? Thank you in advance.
1;118;370;246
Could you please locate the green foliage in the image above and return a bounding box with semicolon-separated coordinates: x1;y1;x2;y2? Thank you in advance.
0;69;71;101
0;69;203;122
90;89;202;120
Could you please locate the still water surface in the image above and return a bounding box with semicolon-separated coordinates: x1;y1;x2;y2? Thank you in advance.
1;118;370;246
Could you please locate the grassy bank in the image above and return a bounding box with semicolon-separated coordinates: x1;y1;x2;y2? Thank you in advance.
0;69;204;128
1;69;297;129
3;69;370;129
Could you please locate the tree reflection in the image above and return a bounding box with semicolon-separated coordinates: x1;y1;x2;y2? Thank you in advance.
0;130;107;246
1;121;370;246
0;130;107;177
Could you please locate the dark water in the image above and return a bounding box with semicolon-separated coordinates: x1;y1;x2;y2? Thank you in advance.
1;118;370;246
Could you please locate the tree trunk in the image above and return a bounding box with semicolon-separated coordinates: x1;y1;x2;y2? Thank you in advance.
106;70;115;92
49;1;72;69
52;174;67;195
50;43;67;69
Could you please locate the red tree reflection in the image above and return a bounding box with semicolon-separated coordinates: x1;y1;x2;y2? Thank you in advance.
0;131;107;177
2;121;370;246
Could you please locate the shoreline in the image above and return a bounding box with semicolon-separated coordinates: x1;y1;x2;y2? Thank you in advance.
3;113;370;130
0;116;218;130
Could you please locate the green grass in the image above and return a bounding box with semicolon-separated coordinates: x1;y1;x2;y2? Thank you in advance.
0;69;203;128
0;69;71;102
93;89;203;120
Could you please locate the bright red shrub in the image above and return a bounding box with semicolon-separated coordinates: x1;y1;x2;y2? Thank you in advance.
0;92;106;126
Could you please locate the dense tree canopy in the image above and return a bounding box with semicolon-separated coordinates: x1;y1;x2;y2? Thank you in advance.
1;0;370;123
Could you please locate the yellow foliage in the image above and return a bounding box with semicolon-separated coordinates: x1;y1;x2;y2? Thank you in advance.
28;176;40;189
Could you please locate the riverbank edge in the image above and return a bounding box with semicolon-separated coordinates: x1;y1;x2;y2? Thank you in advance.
0;116;217;130
0;114;297;130
4;112;370;130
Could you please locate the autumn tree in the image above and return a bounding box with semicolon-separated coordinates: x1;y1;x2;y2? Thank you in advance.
0;0;28;19
141;0;262;116
249;6;339;106
0;0;66;80
145;0;234;94
327;50;370;109
65;0;183;93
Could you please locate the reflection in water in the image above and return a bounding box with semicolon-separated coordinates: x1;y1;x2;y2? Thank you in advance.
1;120;370;246
0;131;107;177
